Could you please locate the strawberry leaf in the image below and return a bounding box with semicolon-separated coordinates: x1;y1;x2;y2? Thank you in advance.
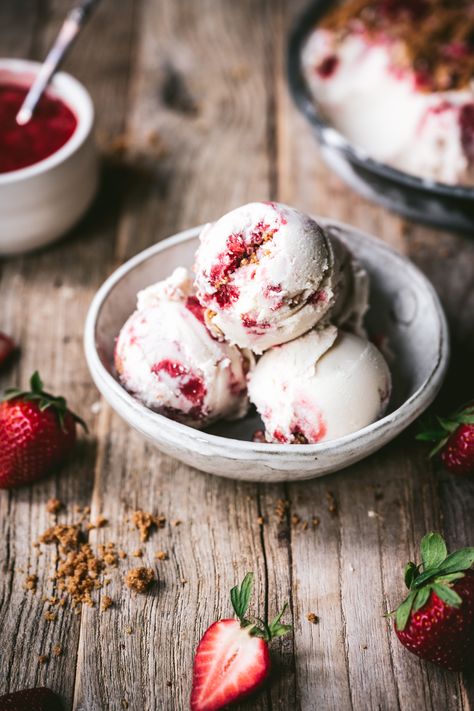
416;431;446;442
437;417;458;433
230;572;254;623
268;602;292;640
404;562;418;589
420;532;447;571
432;583;463;608
413;586;431;611
455;414;474;425
435;572;465;584
31;371;44;392
437;548;474;574
395;590;416;631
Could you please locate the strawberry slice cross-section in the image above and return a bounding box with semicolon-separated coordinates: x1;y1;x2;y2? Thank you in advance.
190;572;291;711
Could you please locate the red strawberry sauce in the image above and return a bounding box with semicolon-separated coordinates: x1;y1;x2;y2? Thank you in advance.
0;83;77;173
151;359;206;406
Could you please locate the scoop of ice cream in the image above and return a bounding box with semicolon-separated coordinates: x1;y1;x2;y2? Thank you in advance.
194;202;340;354
328;231;369;336
115;267;253;427
302;27;474;185
248;325;391;444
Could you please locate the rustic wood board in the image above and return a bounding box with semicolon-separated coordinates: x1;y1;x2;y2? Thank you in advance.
1;1;473;710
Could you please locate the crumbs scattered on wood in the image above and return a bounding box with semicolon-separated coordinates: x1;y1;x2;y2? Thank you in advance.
307;613;319;624
101;595;113;612
326;491;338;516
125;567;155;593
46;498;63;515
275;499;289;522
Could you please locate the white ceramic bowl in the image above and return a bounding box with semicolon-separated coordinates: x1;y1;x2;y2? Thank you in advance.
0;59;98;255
84;220;449;482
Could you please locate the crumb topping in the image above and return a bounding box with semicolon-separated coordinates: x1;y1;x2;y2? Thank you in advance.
321;0;474;91
46;498;63;515
125;567;155;593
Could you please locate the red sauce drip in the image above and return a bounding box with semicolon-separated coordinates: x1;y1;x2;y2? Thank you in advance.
151;359;206;406
215;283;239;308
185;295;206;324
0;83;77;174
316;55;339;78
208;222;276;308
460;103;474;159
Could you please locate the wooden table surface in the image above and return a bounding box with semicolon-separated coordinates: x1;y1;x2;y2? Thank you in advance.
1;1;474;710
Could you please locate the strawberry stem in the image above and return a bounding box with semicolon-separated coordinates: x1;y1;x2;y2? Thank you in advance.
229;572;292;641
3;371;88;434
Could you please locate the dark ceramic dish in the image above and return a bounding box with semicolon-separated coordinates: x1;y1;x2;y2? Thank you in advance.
287;0;474;232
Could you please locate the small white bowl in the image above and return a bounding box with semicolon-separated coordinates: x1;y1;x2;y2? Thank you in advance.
0;58;98;255
84;220;449;482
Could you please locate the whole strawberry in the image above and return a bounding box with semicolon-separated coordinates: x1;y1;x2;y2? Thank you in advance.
394;532;474;671
0;372;87;489
190;572;291;711
417;403;474;475
0;687;62;711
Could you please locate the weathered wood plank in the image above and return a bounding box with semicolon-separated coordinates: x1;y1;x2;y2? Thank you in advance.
0;0;140;706
72;0;295;709
277;1;474;709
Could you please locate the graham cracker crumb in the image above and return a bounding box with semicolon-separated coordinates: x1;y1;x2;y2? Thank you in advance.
133;549;143;558
326;491;338;516
101;595;113;612
44;611;57;621
38;655;49;665
24;574;38;592
118;549;127;559
291;513;301;527
312;516;320;528
131;510;158;542
125;567;155;593
125;626;133;635
46;498;63;515
155;551;168;561
52;644;63;657
171;519;181;527
257;516;265;526
275;499;289;522
307;612;319;624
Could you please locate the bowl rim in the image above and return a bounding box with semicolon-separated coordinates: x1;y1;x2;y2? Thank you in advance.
0;57;94;185
84;219;449;456
287;0;474;200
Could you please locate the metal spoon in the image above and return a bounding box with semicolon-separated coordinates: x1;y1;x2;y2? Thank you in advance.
16;0;101;126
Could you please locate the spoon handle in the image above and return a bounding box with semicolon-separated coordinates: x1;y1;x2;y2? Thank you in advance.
16;0;101;125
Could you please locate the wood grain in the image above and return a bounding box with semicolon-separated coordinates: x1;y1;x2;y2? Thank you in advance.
0;0;473;709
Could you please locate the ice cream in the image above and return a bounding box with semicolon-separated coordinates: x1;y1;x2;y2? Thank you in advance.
302;0;474;185
248;325;391;444
115;267;252;427
194;201;367;353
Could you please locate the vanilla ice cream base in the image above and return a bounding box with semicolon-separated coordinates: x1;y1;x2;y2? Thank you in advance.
116;268;252;427
302;30;474;185
195;202;368;353
248;326;391;443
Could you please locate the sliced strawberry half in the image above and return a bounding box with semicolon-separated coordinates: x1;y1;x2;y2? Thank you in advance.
190;573;291;711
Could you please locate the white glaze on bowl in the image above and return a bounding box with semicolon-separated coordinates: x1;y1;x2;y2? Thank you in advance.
84;220;449;482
